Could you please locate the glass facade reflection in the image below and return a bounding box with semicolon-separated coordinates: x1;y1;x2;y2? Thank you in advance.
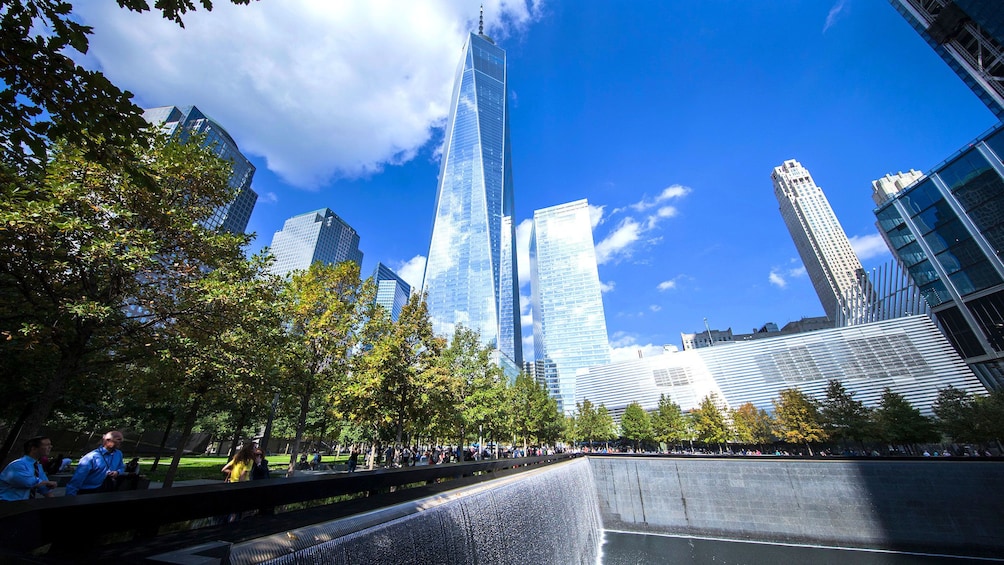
422;31;521;371
142;106;257;234
268;208;362;278
875;122;1004;389
530;200;611;414
373;263;411;322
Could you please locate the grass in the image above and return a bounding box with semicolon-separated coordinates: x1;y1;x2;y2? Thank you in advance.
135;454;352;482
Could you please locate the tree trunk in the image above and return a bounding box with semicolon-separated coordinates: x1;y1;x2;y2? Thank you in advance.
805;442;814;457
0;403;32;464
287;383;313;477
5;353;77;466
163;396;201;488
149;412;175;472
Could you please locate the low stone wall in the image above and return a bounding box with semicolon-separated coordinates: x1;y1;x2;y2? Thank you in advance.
590;456;1004;557
229;458;601;565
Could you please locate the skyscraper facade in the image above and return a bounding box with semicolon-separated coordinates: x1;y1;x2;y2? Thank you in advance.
422;26;521;373
142;105;258;234
890;0;1004;120
874;122;1004;390
530;199;610;413
373;263;411;322
773;159;873;323
268;208;363;278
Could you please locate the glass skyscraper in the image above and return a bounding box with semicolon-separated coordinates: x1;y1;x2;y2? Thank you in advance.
890;0;1004;120
422;27;521;372
875;122;1004;390
530;199;611;413
142;105;258;234
773;159;874;324
268;208;363;278
373;262;411;322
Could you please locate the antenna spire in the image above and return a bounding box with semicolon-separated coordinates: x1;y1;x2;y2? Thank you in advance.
479;5;484;35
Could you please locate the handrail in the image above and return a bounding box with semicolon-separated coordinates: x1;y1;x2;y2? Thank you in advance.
0;453;577;560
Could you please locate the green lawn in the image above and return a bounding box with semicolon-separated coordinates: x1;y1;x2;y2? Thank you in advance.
135;454;352;482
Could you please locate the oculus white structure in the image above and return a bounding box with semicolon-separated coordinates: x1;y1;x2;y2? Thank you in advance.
576;315;985;422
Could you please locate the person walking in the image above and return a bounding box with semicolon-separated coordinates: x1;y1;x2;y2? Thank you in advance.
0;437;57;500
65;431;126;496
347;446;360;473
222;442;256;483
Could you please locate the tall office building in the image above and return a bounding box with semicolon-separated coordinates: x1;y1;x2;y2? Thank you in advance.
875;122;1004;389
373;263;411;322
268;208;363;278
773;159;873;323
530;199;611;413
421;20;522;373
890;0;1004;120
142;105;257;234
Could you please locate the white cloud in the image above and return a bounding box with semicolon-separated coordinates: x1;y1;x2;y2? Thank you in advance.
849;233;891;261
649;305;661;312
588;204;605;230
74;1;542;188
600;280;616;293
608;332;666;362
516;218;534;288
770;260;807;289
258;192;279;204
823;0;847;33
394;255;427;292
594;184;691;264
657;280;677;291
614;184;692;214
594;217;642;265
769;269;787;289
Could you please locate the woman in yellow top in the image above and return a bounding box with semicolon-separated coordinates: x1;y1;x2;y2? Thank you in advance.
222;442;256;483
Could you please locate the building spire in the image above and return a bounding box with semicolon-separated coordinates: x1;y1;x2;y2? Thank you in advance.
479;4;484;35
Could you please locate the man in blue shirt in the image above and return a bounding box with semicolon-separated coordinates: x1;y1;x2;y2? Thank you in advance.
0;437;58;501
65;431;126;496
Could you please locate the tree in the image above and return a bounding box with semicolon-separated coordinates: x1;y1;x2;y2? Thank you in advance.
731;402;773;448
154;252;285;487
873;388;938;451
620;402;652;451
0;134;255;463
651;394;688;451
772;388;828;456
510;372;561;448
280;261;369;476
820;380;873;446
436;325;499;450
932;386;979;444
594;405;617;449
574;400;599;446
692;394;729;452
1;0;252;178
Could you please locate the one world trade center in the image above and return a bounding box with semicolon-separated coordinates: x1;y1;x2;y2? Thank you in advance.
422;19;522;374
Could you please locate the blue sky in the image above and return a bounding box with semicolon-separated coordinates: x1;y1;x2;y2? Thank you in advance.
74;1;998;362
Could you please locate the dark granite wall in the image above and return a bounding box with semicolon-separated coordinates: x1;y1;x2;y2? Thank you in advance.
590;456;1004;557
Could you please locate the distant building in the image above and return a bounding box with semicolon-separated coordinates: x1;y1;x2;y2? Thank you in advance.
576;315;985;424
681;328;735;350
372;263;411;322
773;159;874;324
268;208;362;278
872;170;926;206
142;105;257;234
875;122;1004;389
890;0;1004;120
530;199;611;413
422;20;521;374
